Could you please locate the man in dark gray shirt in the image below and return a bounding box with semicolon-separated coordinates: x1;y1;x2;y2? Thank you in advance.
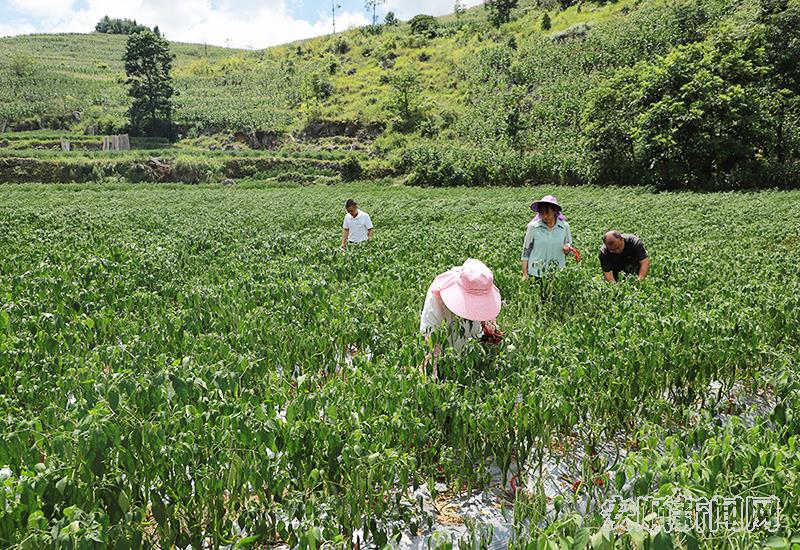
599;231;650;282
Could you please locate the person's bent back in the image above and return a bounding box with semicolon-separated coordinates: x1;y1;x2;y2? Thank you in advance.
599;231;650;282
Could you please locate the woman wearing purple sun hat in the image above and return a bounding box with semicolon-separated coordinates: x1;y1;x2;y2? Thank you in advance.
521;195;580;281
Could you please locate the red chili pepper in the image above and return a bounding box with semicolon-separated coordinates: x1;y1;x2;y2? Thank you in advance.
480;321;504;345
567;245;582;262
510;473;521;494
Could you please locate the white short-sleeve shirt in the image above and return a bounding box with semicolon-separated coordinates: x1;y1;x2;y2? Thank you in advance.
419;285;482;353
343;211;373;243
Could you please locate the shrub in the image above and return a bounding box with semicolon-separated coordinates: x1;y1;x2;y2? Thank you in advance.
360;24;384;37
8;52;36;78
172;156;224;183
94;114;129;135
550;22;592;41
95;16;150;35
330;36;351;55
409;15;439;38
340;154;363;181
582;38;771;189
485;0;518;27
400;141;559;186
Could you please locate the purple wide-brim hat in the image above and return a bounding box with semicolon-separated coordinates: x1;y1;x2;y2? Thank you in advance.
530;195;562;212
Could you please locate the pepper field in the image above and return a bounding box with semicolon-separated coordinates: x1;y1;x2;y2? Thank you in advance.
0;183;798;548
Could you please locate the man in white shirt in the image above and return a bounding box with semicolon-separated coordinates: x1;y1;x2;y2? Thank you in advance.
340;199;374;250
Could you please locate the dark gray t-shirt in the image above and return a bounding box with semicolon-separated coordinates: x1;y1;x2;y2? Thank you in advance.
599;234;648;275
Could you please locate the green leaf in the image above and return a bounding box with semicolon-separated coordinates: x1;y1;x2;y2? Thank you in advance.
590;526;612;550
235;535;262;547
27;510;46;530
56;477;68;495
628;526;647;548
683;532;700;550
651;529;673;550
573;527;590;550
118;489;130;514
615;470;626;492
766;537;789;549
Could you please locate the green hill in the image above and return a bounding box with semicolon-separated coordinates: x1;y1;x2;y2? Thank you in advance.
0;1;628;134
1;0;799;189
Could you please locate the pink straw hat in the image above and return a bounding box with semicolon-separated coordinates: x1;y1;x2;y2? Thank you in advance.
434;259;502;322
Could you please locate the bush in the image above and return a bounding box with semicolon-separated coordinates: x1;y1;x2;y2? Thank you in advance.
95;16;150;35
94;114;129;135
172;156;224;183
485;0;518;27
400;141;561;186
386;70;424;132
360;24;384;37
8;52;36;78
330;36;351;55
340;154;363;181
550;22;592;41
582;38;772;189
305;72;333;102
409;15;439;38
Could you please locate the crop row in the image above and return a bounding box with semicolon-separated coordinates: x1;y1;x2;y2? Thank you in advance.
0;184;798;547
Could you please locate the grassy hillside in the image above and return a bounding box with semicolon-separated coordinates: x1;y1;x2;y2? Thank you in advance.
1;0;798;188
0;1;630;134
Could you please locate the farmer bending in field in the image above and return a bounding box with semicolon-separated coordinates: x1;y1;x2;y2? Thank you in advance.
599;231;650;282
521;195;580;281
419;259;503;376
340;199;373;250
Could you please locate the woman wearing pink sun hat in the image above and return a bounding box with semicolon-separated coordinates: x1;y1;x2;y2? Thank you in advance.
419;259;503;358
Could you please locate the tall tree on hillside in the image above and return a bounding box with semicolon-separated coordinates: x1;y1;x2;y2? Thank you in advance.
123;30;175;137
485;0;518;27
454;0;467;23
388;70;423;131
331;0;341;33
365;0;387;26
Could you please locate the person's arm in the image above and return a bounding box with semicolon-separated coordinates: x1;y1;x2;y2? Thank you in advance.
521;226;533;280
340;229;349;250
366;214;374;240
420;289;447;335
637;258;650;281
600;250;615;283
562;223;573;254
367;228;374;240
632;239;649;281
420;290;447;376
